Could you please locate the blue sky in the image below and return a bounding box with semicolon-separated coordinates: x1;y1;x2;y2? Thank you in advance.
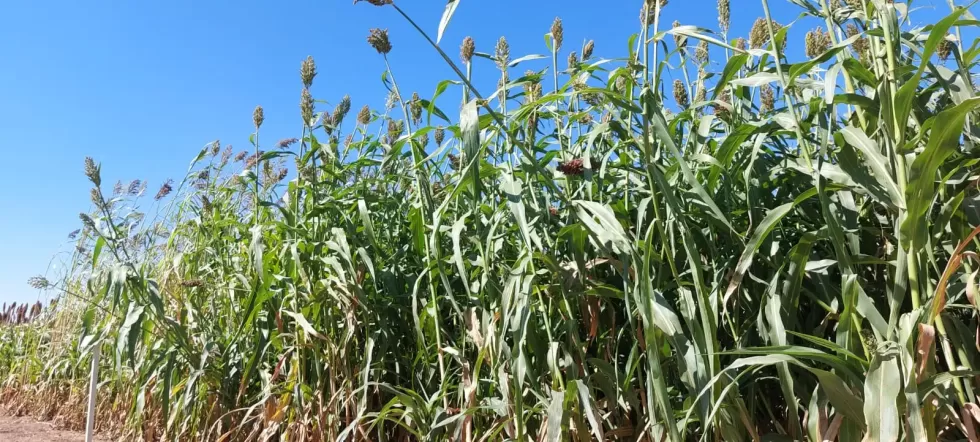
0;0;963;304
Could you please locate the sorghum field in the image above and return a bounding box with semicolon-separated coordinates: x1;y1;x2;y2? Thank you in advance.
3;0;980;440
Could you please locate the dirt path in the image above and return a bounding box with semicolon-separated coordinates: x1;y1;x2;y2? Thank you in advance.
0;411;104;442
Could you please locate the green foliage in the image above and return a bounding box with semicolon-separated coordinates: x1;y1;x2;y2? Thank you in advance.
3;0;980;440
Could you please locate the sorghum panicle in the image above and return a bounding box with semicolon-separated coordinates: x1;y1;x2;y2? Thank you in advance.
673;21;687;51
410;92;423;125
557;158;585;176
357;105;371;125
434;127;446;146
805;27;830;58
210;140;220;156
253;105;264;129
760;84;775;113
367;28;392;54
735;37;747;51
300;88;314;125
567;51;578;70
495;37;510;70
551;17;563;50
300;56;317;88
695;40;709;64
84;157;101;186
583;40;594;60
673;79;689;108
937;38;954;62
460;36;475;64
155;179;173;200
718;0;730;34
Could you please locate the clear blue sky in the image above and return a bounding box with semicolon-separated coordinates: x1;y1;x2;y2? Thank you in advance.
0;0;961;304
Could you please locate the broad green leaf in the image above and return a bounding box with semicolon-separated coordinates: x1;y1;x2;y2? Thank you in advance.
864;347;902;442
901;97;980;250
839;126;905;209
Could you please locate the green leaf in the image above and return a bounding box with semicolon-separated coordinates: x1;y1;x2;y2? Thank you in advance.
724;203;794;306
839;126;905;209
901;97;980;250
864;348;902;442
436;0;460;45
893;7;968;141
460;99;481;201
283;310;326;340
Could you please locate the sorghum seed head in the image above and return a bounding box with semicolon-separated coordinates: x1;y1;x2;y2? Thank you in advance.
276;167;288;182
417;132;429;147
551;17;563;50
718;0;730;34
220;146;232;165
253;105;264;128
448;153;461;170
735;37;747;51
385;119;403;145
847;24;869;63
210;140;220;156
567;51;578;70
300;55;317;88
113;180;123;196
79;213;96;231
695;40;709;63
749;18;767;49
760;84;775;113
460;36;475;64
356;0;391;5
357;105;371;125
300;88;314;125
127;179;141;195
367;28;392;54
333;94;352;126
673;79;689;108
68;229;80;239
28;276;50;290
344;133;354;147
434;127;446;145
640;0;667;26
557;158;585;176
410;92;423;125
495;37;510;70
583;40;595;60
155;179;173;200
805;27;830;58
235;150;248;162
180;279;204;288
90;187;103;208
385;89;400;111
84;157;100;186
277;138;299;149
673;21;687;50
937;38;953;62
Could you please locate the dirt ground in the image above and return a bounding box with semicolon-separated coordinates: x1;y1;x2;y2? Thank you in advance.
0;410;105;442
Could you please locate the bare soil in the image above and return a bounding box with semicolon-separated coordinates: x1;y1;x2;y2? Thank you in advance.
0;409;105;442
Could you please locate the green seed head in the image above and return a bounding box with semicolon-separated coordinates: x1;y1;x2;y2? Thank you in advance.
567;51;578;71
805;27;830;58
937;38;953;62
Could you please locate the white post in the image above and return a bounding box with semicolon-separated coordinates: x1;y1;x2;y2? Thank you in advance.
85;342;101;442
